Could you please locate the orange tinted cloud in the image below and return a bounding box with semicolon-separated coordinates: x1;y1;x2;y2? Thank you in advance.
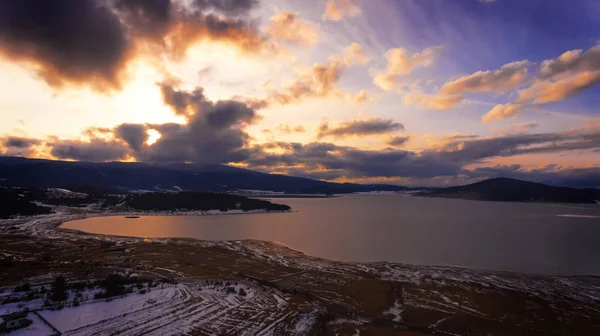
266;11;319;47
264;43;369;105
482;44;600;122
482;103;524;123
402;91;463;110
348;90;372;104
317;117;404;138
372;46;442;91
440;60;532;94
323;0;362;21
496;122;538;134
517;70;600;104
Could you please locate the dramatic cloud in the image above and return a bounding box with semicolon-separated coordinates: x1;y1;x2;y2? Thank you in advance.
138;83;260;163
403;91;464;110
245;141;461;180
517;70;600;104
37;82;262;163
2;137;42;149
266;11;319;47
387;136;410;147
0;136;42;157
537;44;600;81
159;82;259;128
483;44;600;122
50;139;130;162
0;0;265;92
425;126;600;164
440;60;533;94
372;46;442;91
7;115;599;185
323;0;362;21
317;118;404;138
191;0;259;15
114;123;149;153
264;43;369;105
406;60;531;112
0;0;131;91
482;103;524;123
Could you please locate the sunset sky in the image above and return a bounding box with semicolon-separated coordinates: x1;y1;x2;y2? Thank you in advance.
0;0;599;187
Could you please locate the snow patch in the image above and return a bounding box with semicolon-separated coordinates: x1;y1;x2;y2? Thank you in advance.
384;300;403;322
46;188;87;199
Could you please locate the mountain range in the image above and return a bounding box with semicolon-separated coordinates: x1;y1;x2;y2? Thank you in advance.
0;157;598;203
0;157;408;194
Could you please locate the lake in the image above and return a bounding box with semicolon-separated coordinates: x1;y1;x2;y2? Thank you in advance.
61;195;600;275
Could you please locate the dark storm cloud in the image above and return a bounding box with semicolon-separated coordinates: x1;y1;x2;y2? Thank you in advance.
2;136;42;149
192;0;259;14
0;0;264;91
206;100;258;128
159;83;259;127
112;0;173;38
245;141;461;180
41;121;600;180
387;136;410;147
109;83;261;163
159;83;203;116
428;133;563;163
428;130;600;164
0;0;130;90
50;139;129;162
317;118;404;139
240;122;600;181
0;136;42;157
114;123;149;153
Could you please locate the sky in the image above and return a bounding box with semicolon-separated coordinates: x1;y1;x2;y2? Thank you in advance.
0;0;599;187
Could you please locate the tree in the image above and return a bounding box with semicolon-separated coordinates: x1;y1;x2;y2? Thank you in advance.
100;274;126;298
51;276;68;301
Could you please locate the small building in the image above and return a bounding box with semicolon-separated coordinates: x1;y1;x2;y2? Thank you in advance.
0;311;30;332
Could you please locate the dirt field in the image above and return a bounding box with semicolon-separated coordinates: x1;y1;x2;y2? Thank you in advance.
1;210;600;335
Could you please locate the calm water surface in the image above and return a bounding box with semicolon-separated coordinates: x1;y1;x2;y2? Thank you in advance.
62;195;600;275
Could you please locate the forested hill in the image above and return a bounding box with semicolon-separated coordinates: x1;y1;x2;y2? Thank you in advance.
124;192;290;212
0;187;290;219
421;177;600;204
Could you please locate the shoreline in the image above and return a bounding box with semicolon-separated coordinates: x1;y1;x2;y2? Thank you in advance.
3;208;600;335
4;207;599;278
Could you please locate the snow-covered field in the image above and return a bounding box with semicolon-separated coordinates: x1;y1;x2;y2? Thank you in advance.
32;282;315;336
7;312;55;336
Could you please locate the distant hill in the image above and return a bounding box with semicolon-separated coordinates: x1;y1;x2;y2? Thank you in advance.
0;157;408;194
0;186;290;218
421;177;600;204
124;192;290;212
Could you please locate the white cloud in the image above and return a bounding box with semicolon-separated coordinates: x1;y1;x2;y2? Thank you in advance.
372;46;442;91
